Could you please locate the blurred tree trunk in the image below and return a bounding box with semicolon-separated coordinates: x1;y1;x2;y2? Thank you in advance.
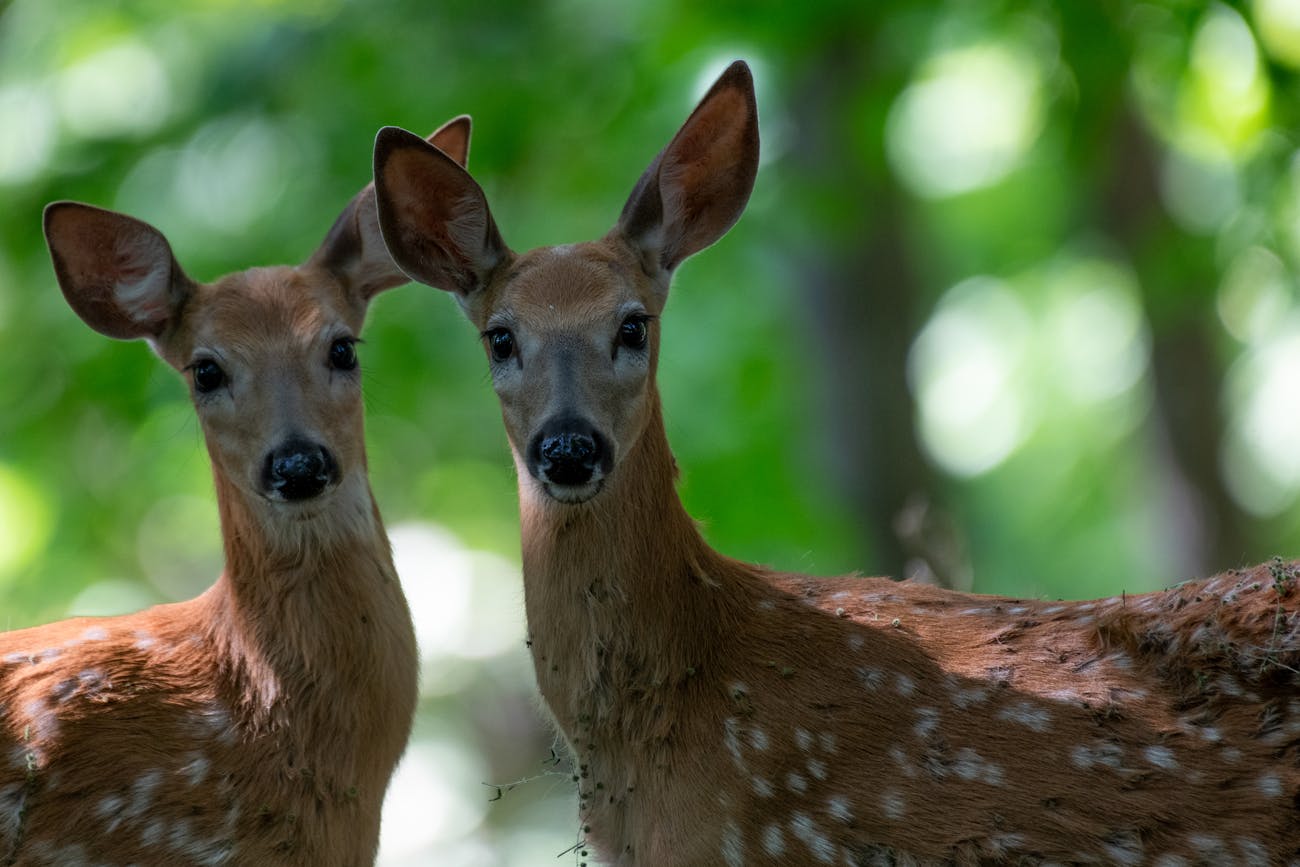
1097;108;1252;576
784;40;963;587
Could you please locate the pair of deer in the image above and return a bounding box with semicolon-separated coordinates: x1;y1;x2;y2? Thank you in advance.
5;62;1298;866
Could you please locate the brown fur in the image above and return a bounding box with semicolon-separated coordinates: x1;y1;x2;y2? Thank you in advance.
0;117;471;867
375;67;1300;864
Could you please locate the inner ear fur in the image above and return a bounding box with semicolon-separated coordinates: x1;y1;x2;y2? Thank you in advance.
616;60;760;275
43;201;194;342
372;125;509;297
310;115;476;301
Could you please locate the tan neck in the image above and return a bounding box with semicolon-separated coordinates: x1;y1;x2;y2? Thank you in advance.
204;469;415;738
518;394;758;734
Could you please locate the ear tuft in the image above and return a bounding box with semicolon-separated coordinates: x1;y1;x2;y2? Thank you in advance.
616;60;759;276
43;202;192;341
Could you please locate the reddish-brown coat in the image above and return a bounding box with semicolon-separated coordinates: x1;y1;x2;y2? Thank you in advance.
373;66;1300;864
0;116;472;866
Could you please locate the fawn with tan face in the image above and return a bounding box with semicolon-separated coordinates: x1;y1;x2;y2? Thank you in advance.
376;67;1300;865
0;117;471;866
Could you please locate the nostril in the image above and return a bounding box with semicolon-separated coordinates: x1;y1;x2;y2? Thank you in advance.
541;433;596;465
263;439;338;501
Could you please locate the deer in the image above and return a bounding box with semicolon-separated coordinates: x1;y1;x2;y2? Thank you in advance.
0;116;472;866
373;63;1300;865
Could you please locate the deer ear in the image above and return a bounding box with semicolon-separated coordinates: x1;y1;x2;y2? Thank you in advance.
43;201;194;342
310;115;474;302
615;61;759;277
373;124;508;297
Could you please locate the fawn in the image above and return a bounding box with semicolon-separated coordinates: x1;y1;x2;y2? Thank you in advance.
374;64;1300;864
0;116;471;866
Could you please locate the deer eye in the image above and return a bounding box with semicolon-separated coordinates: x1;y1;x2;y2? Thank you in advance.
619;316;649;351
486;328;516;363
329;337;358;371
191;359;226;394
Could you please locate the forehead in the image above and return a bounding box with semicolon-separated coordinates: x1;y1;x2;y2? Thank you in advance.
487;242;647;325
180;265;359;350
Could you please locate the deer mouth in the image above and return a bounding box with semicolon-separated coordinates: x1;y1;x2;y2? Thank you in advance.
539;476;606;505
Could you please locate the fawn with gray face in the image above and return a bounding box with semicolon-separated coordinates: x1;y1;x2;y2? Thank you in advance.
375;65;1300;865
0;117;470;866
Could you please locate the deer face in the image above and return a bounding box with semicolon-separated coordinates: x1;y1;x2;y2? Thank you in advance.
465;242;662;502
374;62;759;505
43;118;474;521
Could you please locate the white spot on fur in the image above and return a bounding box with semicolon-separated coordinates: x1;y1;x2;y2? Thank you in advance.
880;789;906;820
827;795;852;823
140;817;166;846
996;701;1051;732
808;758;828;780
751;776;774;798
1151;856;1190;867
762;823;786;856
721;821;743;867
181;753;210;787
747;727;769;751
895;673;916;697
795;728;813;752
1236;837;1270;866
1257;770;1284;797
789;812;835;863
1143;745;1179;770
130;769;162;818
723;718;744;770
847;633;864;652
95;793;124;828
952;685;990;708
913;707;940;738
82;627;108;641
787;772;808;794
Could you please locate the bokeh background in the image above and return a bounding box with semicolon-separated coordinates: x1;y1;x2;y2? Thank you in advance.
2;0;1300;862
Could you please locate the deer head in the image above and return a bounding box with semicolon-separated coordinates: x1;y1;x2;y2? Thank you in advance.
43;117;472;534
372;63;758;505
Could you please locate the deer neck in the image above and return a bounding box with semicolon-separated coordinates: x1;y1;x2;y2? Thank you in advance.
518;393;747;737
203;466;417;757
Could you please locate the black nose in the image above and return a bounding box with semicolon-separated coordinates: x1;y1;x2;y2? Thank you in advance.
530;420;607;487
262;438;338;501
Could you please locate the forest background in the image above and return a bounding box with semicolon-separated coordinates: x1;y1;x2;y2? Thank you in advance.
2;0;1299;861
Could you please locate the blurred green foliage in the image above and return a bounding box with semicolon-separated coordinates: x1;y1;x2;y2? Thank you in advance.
4;0;1300;860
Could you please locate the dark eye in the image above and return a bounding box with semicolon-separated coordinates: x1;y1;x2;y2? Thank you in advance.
329;337;358;371
487;329;515;363
191;359;226;394
619;316;649;351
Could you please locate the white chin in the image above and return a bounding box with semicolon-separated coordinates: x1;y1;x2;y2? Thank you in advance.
541;478;604;504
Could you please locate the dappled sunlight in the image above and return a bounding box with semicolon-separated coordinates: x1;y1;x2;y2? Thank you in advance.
1217;245;1292;344
1253;0;1300;69
1158;143;1240;235
0;463;53;584
1180;5;1270;158
886;41;1044;198
56;38;172;139
377;739;490;866
389;521;526;693
1222;320;1300;516
0;83;56;184
910;277;1032;476
1042;259;1148;407
911;259;1152;479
